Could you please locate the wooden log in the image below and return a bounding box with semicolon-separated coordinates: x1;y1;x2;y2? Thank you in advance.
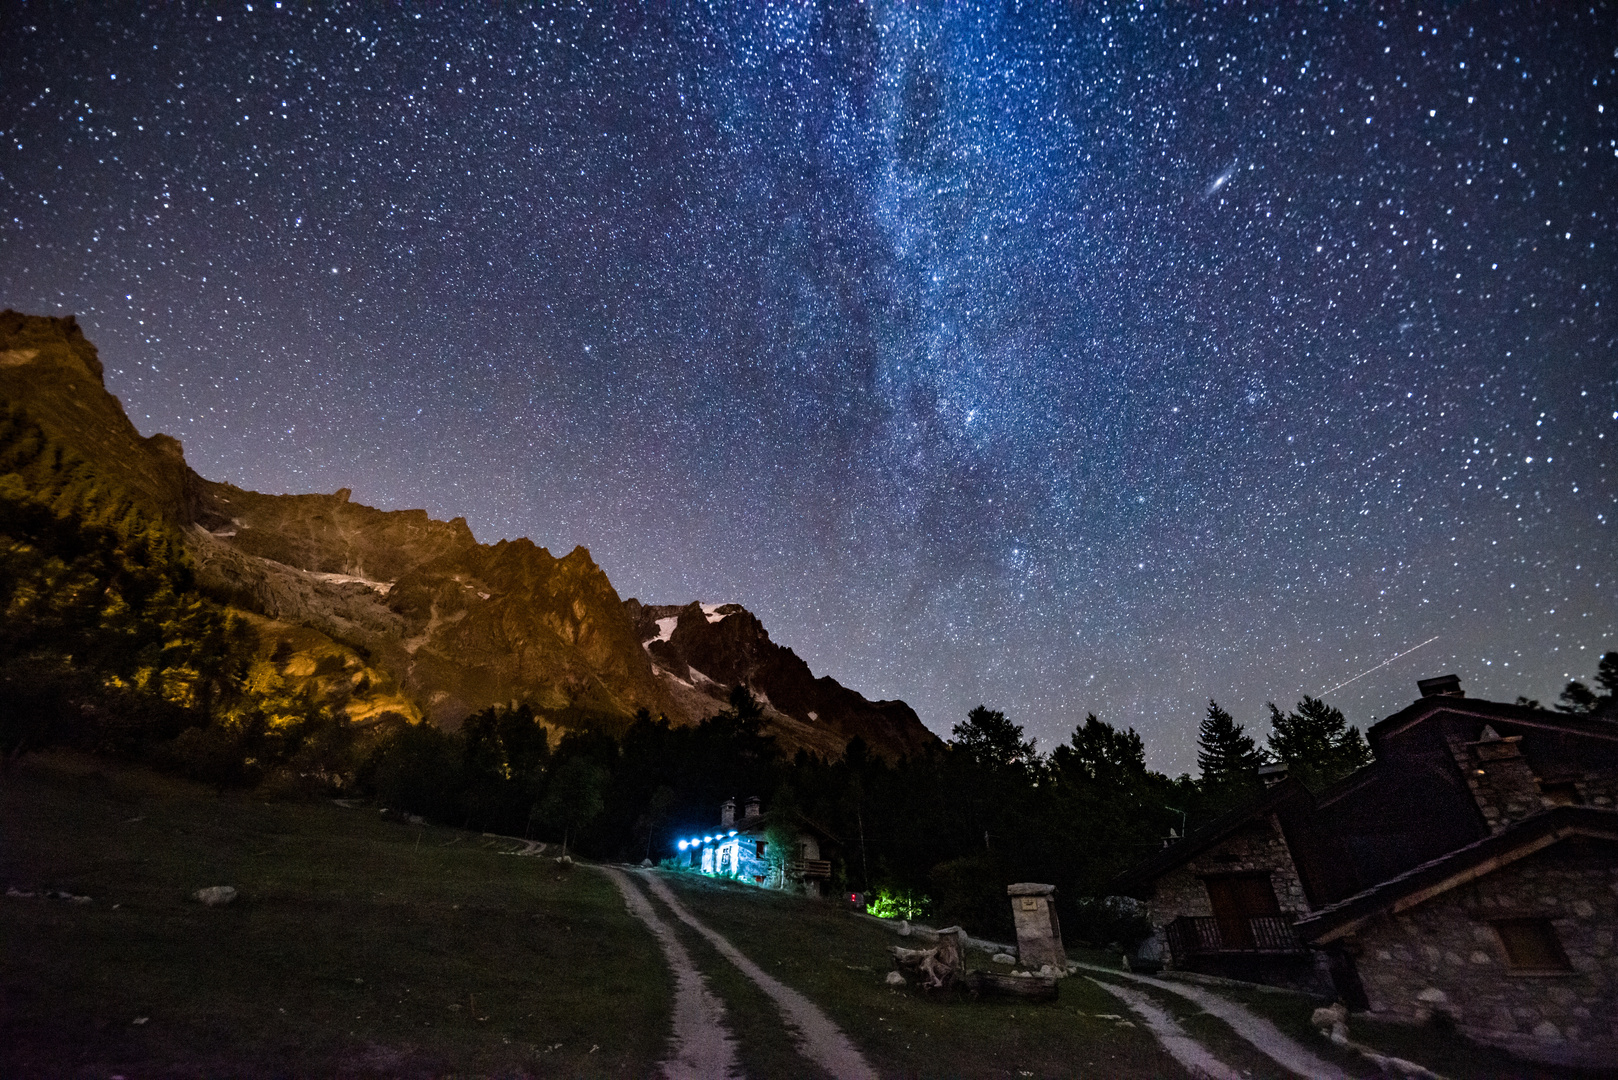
965;971;1059;1001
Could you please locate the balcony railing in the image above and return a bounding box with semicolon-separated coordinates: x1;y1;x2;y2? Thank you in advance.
789;859;832;879
1165;915;1305;957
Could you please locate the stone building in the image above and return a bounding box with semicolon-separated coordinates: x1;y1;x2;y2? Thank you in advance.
677;796;839;896
1295;807;1618;1068
1111;676;1618;1067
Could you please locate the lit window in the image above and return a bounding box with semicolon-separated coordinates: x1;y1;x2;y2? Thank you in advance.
1493;919;1572;972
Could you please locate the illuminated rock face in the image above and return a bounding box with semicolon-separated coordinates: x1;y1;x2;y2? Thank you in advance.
626;599;937;763
0;310;936;759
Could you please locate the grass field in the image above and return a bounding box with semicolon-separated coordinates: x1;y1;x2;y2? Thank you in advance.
4;751;1592;1079
0;752;669;1079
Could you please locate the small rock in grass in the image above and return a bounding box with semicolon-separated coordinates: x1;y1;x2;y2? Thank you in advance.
885;971;906;986
192;886;237;907
1311;1003;1349;1030
992;953;1016;965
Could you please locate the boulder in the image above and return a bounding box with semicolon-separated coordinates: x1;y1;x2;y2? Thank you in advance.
885;970;906;986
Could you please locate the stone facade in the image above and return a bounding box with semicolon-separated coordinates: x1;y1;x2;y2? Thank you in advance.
1145;816;1311;929
1447;730;1548;833
1347;840;1618;1068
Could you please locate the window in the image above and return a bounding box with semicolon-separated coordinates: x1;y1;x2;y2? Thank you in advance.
1493;919;1572;972
755;840;767;858
1539;781;1583;806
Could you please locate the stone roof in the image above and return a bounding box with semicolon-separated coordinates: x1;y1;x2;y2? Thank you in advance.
1104;778;1312;897
1293;806;1618;945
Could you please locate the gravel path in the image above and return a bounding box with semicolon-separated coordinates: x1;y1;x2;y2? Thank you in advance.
599;867;742;1080
638;870;881;1080
1074;963;1353;1080
1085;977;1242;1080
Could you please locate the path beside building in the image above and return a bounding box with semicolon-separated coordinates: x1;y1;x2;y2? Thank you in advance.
637;869;882;1080
1075;962;1354;1080
1085;977;1243;1080
599;867;742;1080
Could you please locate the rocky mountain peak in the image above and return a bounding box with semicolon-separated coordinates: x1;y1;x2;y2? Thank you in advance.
1;311;938;761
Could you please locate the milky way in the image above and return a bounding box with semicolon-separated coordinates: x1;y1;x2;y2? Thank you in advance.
3;3;1614;772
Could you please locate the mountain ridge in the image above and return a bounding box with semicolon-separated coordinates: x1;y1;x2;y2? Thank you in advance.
0;310;938;760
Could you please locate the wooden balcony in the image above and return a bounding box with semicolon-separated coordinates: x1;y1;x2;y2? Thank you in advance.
1165;915;1305;957
789;859;831;879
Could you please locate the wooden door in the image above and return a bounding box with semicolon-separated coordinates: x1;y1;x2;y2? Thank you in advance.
1203;872;1281;949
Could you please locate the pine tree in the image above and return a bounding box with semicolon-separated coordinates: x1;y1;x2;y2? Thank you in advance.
1265;696;1372;791
1197;700;1265;787
1557;652;1618;717
951;705;1036;770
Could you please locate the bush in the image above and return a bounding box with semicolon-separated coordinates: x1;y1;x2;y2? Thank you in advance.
1066;895;1152;950
371;723;465;821
929;855;1012;937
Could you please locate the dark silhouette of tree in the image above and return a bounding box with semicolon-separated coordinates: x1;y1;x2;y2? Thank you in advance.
951;705;1035;770
1558;652;1617;717
1197;700;1265;787
1265;696;1371;791
539;755;606;857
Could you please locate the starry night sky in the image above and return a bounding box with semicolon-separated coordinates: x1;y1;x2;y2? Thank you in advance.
3;3;1615;773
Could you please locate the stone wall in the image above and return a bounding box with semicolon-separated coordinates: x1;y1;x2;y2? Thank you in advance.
1347;840;1618;1068
1446;731;1543;833
1146;816;1311;929
1145;815;1331;993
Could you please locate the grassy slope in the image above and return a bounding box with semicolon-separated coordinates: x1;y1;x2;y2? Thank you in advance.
655;870;1187;1080
0;752;669;1079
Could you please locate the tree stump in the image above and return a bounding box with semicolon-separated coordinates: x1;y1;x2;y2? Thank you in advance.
889;926;966;992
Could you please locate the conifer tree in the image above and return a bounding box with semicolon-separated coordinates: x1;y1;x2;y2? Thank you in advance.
1197;700;1264;787
1265;696;1372;791
1557;652;1618;717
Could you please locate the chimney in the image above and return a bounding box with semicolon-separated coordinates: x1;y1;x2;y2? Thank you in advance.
720;799;736;827
744;796;761;819
1257;763;1289;788
1417;675;1464;698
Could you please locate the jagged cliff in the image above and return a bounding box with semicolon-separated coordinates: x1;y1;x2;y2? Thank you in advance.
0;311;938;759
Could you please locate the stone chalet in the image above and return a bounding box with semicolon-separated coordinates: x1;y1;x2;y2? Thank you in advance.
1110;676;1618;1068
678;796;840;897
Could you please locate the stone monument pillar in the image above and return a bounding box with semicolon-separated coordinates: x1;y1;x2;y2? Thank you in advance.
1007;883;1066;971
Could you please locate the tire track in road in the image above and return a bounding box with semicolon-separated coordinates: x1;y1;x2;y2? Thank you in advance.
1085;977;1243;1080
1074;963;1353;1080
599;867;742;1080
637;870;880;1080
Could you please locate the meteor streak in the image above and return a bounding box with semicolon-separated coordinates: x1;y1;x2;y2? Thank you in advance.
1320;636;1440;697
